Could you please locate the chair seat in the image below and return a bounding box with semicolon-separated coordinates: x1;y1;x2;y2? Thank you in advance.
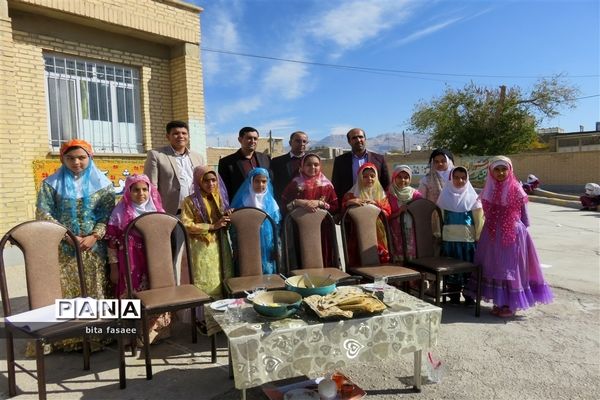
348;265;421;281
408;257;478;273
225;275;285;296
289;268;350;281
135;284;211;310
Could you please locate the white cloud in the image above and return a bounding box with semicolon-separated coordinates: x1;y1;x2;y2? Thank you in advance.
216;95;263;123
309;0;417;53
256;118;298;137
202;1;252;84
396;17;462;46
262;58;310;100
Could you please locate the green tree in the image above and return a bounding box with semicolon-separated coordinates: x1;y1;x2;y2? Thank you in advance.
410;77;579;155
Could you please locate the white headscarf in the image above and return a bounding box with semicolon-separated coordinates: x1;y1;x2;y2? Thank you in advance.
585;183;600;196
436;166;481;212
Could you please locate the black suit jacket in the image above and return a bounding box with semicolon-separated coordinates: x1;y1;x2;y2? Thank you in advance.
218;149;271;202
331;150;390;206
270;153;303;201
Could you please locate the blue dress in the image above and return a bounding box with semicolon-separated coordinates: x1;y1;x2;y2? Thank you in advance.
441;210;476;288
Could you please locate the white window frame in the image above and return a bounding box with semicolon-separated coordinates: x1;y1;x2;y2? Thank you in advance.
44;53;143;154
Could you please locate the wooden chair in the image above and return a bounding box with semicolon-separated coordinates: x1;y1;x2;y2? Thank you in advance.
123;212;214;380
401;198;482;317
225;207;285;297
0;220;126;399
340;205;423;292
283;208;354;282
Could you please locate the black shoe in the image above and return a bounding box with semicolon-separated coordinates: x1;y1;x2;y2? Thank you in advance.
464;296;475;306
448;295;461;304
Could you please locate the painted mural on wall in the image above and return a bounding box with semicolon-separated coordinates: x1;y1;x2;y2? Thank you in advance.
394;156;492;186
33;159;146;195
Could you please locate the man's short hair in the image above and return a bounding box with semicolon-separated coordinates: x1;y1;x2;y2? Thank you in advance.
346;128;366;140
289;131;307;141
166;120;189;134
239;126;259;138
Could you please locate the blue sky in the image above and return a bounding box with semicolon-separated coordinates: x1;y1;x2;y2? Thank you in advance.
193;0;600;147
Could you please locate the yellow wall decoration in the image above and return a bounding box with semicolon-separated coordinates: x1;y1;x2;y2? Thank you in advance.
32;159;146;196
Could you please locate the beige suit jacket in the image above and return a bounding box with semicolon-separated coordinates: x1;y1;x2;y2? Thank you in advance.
144;146;204;215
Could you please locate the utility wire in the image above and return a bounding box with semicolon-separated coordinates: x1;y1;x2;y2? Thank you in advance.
201;47;600;79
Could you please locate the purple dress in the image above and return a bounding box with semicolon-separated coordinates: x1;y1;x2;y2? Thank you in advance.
473;203;553;310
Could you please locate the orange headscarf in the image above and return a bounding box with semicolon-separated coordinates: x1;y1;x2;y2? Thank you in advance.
60;139;94;161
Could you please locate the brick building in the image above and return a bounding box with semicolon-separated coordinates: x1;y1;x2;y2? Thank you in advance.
0;0;207;234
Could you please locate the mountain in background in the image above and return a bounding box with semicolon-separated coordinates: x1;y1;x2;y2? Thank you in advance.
311;132;426;153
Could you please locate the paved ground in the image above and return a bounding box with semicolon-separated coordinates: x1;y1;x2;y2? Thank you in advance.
0;202;598;400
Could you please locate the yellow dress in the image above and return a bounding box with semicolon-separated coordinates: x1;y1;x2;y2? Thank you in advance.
181;195;233;299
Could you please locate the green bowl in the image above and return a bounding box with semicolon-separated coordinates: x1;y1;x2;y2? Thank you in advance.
285;275;336;297
252;290;302;319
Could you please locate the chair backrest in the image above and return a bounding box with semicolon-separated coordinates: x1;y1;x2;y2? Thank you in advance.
0;220;84;314
229;207;279;277
403;198;443;258
283;208;339;271
124;212;191;292
342;204;390;266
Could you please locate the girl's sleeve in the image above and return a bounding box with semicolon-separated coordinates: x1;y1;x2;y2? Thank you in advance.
180;197;212;235
388;192;400;217
325;186;339;215
378;197;392;217
417;176;428;198
413;191;423;200
520;203;530;227
341;192;354;211
35;182;59;223
92;186;116;238
472;207;484;240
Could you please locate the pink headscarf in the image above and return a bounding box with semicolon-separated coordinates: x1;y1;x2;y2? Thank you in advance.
108;174;164;231
480;156;527;243
290;153;334;198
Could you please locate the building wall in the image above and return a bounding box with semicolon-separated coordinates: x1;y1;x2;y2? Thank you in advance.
0;0;205;235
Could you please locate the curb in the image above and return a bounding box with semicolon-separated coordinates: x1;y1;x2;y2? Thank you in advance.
526;195;581;209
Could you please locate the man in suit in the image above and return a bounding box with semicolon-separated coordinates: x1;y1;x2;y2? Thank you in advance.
218;126;271;202
331;128;390;207
271;131;308;202
144;120;204;215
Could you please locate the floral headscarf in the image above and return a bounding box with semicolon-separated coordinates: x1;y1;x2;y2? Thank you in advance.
480;156;527;244
436;166;481;213
388;165;418;204
348;162;386;201
107;174;164;231
191;165;230;222
291;153;335;198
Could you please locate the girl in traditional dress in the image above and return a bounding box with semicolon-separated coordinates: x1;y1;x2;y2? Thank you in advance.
342;163;392;267
387;165;422;261
106;174;171;343
231;168;281;275
472;156;553;317
436;166;483;304
418;148;455;202
281;153;338;267
181;166;233;299
35;139;115;352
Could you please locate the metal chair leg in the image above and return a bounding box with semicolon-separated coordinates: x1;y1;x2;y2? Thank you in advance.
6;333;16;396
142;315;152;380
82;334;91;371
211;334;217;363
118;335;126;389
35;340;47;400
191;307;198;343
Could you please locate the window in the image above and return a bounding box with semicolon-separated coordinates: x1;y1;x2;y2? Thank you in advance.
44;54;143;154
